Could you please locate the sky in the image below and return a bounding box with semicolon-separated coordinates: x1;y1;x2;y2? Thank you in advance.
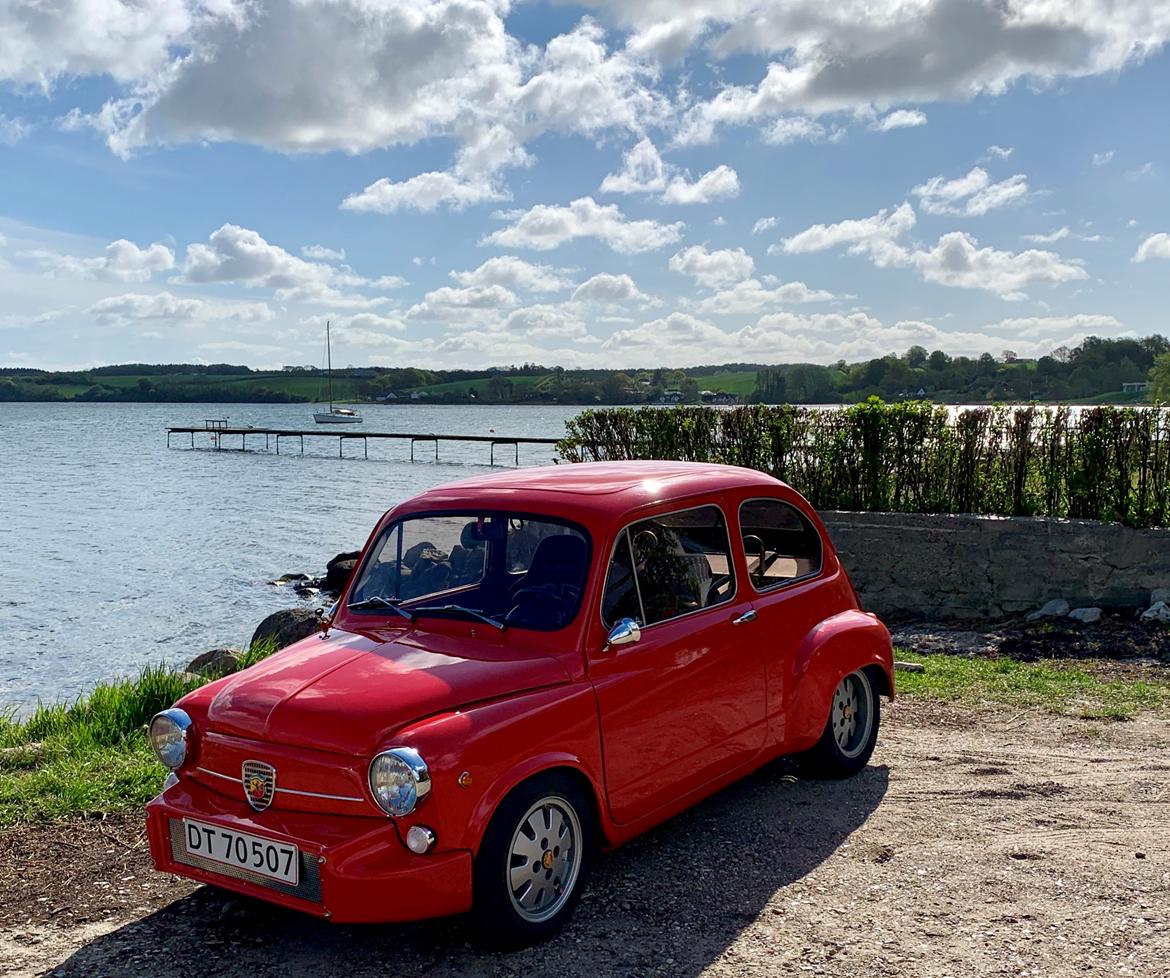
1;0;1169;371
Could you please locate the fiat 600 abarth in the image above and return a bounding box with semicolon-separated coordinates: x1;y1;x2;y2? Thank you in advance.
146;461;893;945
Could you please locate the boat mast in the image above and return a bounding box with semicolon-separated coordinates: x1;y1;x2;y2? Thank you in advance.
326;320;333;412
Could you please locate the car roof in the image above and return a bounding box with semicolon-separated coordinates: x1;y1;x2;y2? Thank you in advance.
398;461;788;519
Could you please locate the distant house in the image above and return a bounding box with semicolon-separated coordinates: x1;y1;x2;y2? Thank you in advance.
660;389;683;404
700;390;739;404
1122;381;1151;393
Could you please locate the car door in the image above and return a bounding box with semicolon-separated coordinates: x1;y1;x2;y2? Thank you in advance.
736;494;829;746
588;502;767;825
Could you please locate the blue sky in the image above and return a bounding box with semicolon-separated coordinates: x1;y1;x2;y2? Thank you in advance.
1;0;1168;370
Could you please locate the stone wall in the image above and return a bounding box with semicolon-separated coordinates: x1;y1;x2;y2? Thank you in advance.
818;511;1170;621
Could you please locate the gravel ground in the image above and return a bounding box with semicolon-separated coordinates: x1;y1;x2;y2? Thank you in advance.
2;697;1168;978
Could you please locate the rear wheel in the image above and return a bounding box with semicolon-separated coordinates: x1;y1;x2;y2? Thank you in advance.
803;669;879;778
471;773;592;949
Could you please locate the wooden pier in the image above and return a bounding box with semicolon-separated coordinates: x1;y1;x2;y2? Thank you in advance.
165;423;561;465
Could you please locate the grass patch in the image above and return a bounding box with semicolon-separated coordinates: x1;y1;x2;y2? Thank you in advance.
0;643;278;826
894;651;1170;720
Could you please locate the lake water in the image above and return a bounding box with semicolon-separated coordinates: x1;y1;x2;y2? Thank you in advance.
0;402;584;713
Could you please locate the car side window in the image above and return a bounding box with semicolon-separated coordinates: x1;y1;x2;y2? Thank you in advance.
602;505;736;629
739;498;823;591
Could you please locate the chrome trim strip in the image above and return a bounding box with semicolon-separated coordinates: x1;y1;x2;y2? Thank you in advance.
277;785;366;803
197;766;237;783
196;766;365;804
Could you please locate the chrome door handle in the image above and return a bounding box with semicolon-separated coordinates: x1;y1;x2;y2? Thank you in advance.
732;610;757;626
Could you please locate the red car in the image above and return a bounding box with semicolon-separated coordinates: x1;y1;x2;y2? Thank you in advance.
146;461;893;946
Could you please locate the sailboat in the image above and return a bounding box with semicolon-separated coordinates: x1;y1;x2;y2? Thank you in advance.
313;321;363;424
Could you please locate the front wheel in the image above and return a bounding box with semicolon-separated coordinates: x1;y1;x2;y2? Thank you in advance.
471;773;593;949
803;669;880;778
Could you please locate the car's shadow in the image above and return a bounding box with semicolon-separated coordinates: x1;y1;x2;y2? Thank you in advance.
51;762;889;978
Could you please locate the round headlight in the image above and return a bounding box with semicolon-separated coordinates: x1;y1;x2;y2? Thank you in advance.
149;708;193;770
368;747;431;816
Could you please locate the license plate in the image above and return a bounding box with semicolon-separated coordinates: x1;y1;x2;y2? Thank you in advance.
182;819;300;885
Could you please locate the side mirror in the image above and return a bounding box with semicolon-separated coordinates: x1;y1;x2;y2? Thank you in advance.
604;618;641;651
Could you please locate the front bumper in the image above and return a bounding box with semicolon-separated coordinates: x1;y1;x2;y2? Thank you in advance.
146;776;472;923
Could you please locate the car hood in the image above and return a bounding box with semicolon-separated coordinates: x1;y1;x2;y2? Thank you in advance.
200;626;571;755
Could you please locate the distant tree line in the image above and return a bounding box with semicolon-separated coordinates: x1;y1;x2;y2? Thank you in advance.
2;335;1167;405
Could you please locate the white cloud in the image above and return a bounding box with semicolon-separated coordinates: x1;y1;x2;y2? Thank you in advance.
761;116;841;145
1023;227;1102;244
301;245;346;262
1127;162;1156;179
483;196;684;254
777;202;915;267
1092;150;1115;166
599;138;668;194
405;284;517;322
503;304;590;340
871;109;927;131
781;203;1087;298
301;312;406;346
570;272;648;304
988;314;1123;339
661;165;740;205
23;239;175;282
912;232;1087;299
0;115;32;145
178;223;398;305
451;256;572;293
752;216;777;235
670;1;1170;143
341;169;508;214
986;145;1014;159
0;0;195;88
694;278;835;315
600;139;738;205
87;290;273;327
668;244;754;288
912;166;1028;216
1133;233;1170;262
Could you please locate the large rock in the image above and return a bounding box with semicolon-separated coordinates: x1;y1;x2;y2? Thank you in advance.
323;559;358;594
1140;601;1170;624
1151;588;1170;607
251;608;320;651
1025;599;1070;622
186;647;243;676
327;550;361;570
1068;607;1102;624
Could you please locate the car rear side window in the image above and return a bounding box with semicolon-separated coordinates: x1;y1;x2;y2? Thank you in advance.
602;505;735;628
738;498;823;591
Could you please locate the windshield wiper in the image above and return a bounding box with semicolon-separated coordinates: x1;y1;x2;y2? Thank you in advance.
347;596;415;622
411;604;506;631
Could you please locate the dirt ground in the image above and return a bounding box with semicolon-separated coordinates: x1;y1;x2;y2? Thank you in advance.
2;698;1167;978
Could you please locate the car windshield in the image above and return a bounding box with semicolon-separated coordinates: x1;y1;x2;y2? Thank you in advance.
348;512;591;631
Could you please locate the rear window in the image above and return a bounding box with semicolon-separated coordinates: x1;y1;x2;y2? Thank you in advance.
738;498;823;591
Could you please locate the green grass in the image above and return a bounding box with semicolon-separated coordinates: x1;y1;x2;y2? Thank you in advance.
894;651;1170;720
689;370;759;397
0;644;276;825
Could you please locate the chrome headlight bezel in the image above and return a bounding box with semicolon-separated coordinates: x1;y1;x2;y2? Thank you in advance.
148;708;193;770
368;747;431;817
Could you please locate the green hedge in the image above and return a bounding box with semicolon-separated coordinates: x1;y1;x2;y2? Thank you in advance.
556;400;1170;528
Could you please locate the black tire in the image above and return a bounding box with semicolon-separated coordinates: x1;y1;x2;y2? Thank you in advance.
471;772;593;949
802;668;880;778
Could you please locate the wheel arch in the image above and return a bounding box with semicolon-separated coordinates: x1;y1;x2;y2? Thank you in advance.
468;757;605;857
784;610;895;752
